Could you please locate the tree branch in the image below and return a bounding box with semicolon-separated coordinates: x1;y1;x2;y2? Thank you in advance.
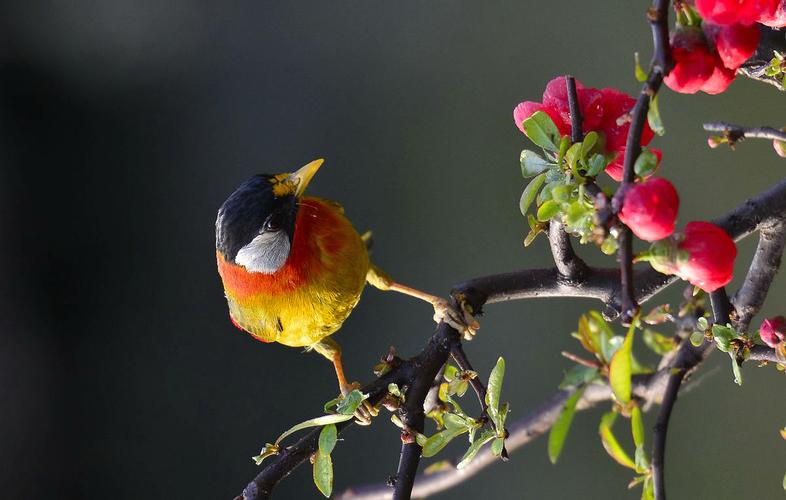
733;220;786;331
238;174;786;499
652;288;732;500
613;0;672;326
738;26;786;91
704;122;786;146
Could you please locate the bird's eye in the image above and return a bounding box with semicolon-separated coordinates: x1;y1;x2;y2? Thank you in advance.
263;212;283;232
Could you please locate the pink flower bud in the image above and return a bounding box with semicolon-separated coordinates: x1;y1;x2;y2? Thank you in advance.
773;128;786;158
649;222;736;292
759;316;786;348
677;221;736;292
619;178;679;241
664;28;716;94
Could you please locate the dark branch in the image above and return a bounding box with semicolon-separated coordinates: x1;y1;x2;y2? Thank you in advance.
651;289;732;500
392;322;458;500
733;220;786;330
240;174;786;498
565;75;583;143
738;26;786;91
450;343;488;416
612;0;671;325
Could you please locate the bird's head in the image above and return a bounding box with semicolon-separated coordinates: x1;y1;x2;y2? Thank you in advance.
215;159;323;273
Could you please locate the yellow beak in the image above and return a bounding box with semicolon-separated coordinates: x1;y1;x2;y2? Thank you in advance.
286;159;324;197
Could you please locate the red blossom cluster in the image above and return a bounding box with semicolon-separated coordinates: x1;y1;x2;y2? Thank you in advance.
665;1;785;95
513;77;658;181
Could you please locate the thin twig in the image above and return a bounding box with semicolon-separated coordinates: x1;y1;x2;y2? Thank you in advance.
704;122;786;146
613;0;671;326
450;343;488;416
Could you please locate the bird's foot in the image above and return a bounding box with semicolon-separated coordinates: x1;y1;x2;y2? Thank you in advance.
340;381;379;426
432;297;479;341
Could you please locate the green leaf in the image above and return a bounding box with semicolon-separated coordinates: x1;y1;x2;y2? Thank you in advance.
548;386;585;464
274;414;354;445
421;427;468;457
585;153;608;177
323;397;341;414
642;304;672;325
522;111;562;152
609;325;635;404
634;149;659;178
491;437;505;457
318;424;338;455
642;476;655;500
782;471;786;491
730;354;743;386
634;52;648;83
642;329;676;355
631;405;644;448
457;430;496;469
690;331;705;347
536;199;561;222
559;365;599;389
485;357;506;428
443;413;469;430
599;411;637;470
647;94;665;136
252;443;280;465
712;324;736;353
634;444;650;472
519;173;547;216
520;149;555;177
313;451;333;497
580;131;599;159
336;389;369;415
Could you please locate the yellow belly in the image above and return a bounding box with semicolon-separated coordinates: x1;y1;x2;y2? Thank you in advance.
218;197;370;347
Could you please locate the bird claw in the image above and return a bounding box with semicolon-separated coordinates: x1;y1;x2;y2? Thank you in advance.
432;298;479;341
340;382;379;426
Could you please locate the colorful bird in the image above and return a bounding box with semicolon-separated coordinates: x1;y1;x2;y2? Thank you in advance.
215;159;477;422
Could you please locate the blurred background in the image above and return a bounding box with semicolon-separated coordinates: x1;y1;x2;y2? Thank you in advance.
1;1;784;498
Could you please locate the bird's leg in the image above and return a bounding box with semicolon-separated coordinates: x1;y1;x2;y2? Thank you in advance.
311;338;378;425
366;264;479;340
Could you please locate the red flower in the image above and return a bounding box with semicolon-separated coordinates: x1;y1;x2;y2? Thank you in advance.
513;77;658;181
759;0;786;27
695;0;778;26
619;178;679;241
541;77;605;132
676;221;736;292
700;58;736;95
705;22;760;70
514;101;569;135
664;28;716;94
759;316;786;348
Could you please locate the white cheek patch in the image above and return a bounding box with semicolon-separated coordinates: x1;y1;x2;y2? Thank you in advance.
235;230;291;274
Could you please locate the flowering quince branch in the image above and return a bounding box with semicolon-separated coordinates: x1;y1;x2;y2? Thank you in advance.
704;121;786;155
237;3;786;499
614;0;672;326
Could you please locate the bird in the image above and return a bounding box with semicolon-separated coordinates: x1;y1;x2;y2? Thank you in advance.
215;159;477;423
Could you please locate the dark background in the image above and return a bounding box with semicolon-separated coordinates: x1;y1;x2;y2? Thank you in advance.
1;2;784;499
